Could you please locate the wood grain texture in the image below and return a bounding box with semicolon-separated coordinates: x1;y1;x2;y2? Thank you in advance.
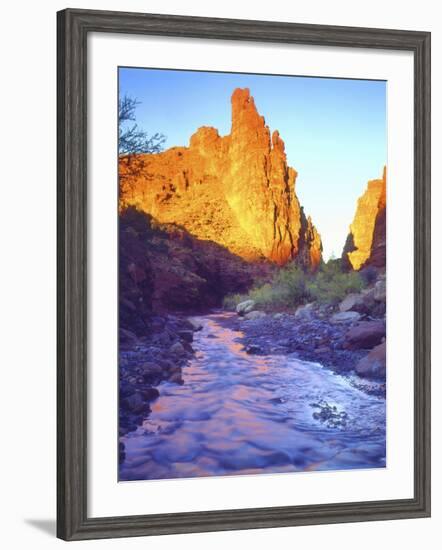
56;8;431;541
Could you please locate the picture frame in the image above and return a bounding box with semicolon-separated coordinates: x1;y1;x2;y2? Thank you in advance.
57;8;431;541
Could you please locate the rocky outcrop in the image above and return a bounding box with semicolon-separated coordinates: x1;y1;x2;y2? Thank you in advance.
298;210;323;268
338;284;386;318
355;342;386;379
120;88;321;269
342;167;386;270
343;321;386;350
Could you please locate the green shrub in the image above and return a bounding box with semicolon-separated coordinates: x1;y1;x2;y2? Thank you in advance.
273;264;309;305
223;260;367;312
223;264;310;312
306;262;365;305
248;284;288;310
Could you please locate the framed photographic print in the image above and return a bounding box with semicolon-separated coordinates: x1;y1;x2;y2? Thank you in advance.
57;8;431;541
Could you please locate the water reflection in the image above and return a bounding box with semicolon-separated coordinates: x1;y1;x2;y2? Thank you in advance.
120;312;386;481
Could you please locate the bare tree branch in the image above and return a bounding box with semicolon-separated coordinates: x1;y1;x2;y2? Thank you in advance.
118;95;166;156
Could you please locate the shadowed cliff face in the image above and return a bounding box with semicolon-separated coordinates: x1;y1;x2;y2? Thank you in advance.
119;88;322;269
342;167;386;271
119;208;273;335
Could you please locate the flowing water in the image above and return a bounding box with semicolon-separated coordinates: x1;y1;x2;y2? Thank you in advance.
119;312;386;481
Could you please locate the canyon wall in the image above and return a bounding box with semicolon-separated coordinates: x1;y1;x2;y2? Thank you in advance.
342;167;386;270
119;88;322;269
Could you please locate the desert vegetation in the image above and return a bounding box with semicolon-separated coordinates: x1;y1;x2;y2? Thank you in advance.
223;259;368;312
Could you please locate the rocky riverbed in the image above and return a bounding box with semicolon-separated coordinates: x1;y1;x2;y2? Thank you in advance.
119;314;202;462
233;313;385;397
119;284;387;467
227;290;387;397
119;312;386;481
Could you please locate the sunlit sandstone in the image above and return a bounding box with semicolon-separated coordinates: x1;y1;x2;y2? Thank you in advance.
119;88;322;268
343;167;387;270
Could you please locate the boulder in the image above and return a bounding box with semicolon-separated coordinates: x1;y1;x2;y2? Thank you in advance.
169;371;184;385
344;321;386;350
140;387;160;401
122;392;151;414
316;303;335;319
294;303;315;321
157;358;176;372
361;286;376;299
374;279;386;302
162;362;181;377
236;299;255;315
152;330;172;346
188;318;203;331
178;330;194;343
244;310;267;321
140;362;163;383
330;311;361;324
339;293;362;312
339;289;378;315
170;341;186;356
355;342;386;379
182;341;194;353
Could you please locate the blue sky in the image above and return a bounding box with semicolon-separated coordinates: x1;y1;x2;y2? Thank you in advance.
119;67;386;260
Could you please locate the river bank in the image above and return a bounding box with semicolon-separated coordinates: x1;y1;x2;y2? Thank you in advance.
223;310;386;397
119;300;387;466
119;314;201;462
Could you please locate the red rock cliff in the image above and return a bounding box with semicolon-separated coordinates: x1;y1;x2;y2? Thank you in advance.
342;167;386;270
119;88;322;268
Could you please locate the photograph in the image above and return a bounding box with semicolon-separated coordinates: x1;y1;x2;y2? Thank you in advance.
0;1;434;546
117;68;387;482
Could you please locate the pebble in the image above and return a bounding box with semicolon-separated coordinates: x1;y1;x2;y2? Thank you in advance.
170;341;186;356
246;344;263;355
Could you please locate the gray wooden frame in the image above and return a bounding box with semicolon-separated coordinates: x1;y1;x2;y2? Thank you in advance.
57;8;431;541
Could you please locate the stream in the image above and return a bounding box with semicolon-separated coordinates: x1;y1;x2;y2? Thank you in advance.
119;312;386;481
